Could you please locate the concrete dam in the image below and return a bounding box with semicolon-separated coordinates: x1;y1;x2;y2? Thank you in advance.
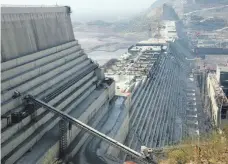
1;6;202;164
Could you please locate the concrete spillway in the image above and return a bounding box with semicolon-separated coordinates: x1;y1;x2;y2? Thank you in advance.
125;41;193;153
1;5;202;164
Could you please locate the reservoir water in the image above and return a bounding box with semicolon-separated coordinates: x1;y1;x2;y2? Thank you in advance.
87;49;128;66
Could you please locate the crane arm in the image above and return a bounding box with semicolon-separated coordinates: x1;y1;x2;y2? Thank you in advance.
24;94;155;164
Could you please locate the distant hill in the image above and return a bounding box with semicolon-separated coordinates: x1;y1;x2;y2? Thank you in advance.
81;0;180;33
115;3;179;32
86;20;113;26
149;0;171;9
72;21;83;26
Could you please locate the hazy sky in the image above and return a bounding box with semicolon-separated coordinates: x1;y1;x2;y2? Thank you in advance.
1;0;157;21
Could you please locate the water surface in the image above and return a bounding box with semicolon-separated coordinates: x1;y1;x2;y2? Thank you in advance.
87;49;127;66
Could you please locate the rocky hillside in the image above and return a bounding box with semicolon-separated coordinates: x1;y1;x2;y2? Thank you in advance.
113;3;179;33
79;0;179;33
75;0;228;33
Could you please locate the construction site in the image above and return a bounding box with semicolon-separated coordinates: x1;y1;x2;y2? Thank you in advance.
1;2;228;164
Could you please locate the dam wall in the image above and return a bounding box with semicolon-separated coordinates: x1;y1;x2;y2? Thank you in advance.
124;39;193;161
1;6;74;62
1;6;116;164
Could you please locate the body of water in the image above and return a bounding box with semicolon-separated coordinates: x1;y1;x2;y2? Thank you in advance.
87;49;128;66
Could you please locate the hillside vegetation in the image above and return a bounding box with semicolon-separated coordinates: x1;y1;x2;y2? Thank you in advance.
160;127;228;164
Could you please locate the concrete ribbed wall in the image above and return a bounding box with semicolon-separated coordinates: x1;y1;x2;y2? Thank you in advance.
1;6;115;164
124;40;193;158
1;6;74;62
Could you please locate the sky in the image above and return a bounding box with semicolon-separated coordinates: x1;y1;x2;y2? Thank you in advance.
1;0;157;21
